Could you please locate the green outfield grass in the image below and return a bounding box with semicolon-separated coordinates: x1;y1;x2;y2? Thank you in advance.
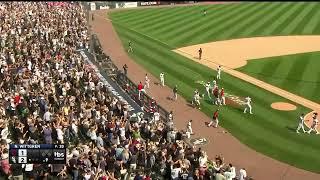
238;52;320;103
109;2;320;173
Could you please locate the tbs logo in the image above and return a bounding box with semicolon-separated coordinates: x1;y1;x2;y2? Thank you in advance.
54;152;65;158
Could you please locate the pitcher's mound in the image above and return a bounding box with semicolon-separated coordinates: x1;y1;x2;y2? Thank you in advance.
271;102;297;111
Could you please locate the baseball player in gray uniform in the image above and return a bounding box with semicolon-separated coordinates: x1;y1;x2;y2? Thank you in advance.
296;113;306;133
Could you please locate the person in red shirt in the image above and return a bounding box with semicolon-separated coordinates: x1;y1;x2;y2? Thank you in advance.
138;81;143;99
14;92;21;106
220;88;226;105
208;109;219;127
212;86;220;105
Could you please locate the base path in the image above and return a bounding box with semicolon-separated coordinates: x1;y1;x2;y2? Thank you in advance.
174;36;320;111
91;9;320;180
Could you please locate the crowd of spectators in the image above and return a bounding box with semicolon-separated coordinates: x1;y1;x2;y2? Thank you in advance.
0;2;250;180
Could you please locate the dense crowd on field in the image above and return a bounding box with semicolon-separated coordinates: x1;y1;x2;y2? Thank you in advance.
0;2;249;180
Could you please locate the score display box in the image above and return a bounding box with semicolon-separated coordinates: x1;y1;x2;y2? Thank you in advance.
9;144;66;164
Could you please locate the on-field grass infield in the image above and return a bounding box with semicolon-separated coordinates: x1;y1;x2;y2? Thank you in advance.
109;2;320;173
238;51;320;103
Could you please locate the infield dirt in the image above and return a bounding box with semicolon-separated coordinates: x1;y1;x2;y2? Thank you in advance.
173;36;320;112
304;111;320;133
271;102;297;111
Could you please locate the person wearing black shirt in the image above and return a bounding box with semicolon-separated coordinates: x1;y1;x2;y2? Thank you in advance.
123;64;128;75
11;164;23;180
194;148;202;168
50;164;65;177
68;156;79;180
198;48;202;60
176;131;182;141
173;85;178;101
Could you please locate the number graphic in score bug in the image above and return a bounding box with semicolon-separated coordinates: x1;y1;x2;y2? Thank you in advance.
9;144;67;164
18;149;27;163
54;144;65;149
18;149;27;157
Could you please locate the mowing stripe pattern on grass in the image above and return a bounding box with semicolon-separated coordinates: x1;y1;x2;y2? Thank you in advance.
109;2;320;173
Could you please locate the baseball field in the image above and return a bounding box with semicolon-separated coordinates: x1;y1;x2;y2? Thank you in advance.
108;2;320;173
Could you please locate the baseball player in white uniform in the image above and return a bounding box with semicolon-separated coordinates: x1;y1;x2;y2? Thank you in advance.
217;65;222;80
239;168;247;180
160;72;165;86
307;112;319;134
243;96;253;114
192;90;201;109
145;73;150;89
187;120;193;135
296;113;306;133
205;82;211;98
212;79;217;87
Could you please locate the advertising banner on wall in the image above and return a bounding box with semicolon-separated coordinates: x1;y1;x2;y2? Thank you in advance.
139;1;160;6
124;2;138;8
99;6;109;10
115;2;138;8
90;2;96;10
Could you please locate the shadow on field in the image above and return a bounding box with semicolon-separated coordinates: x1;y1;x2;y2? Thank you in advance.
186;100;195;108
186;103;194;108
204;99;213;104
234;108;244;113
285;126;297;133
